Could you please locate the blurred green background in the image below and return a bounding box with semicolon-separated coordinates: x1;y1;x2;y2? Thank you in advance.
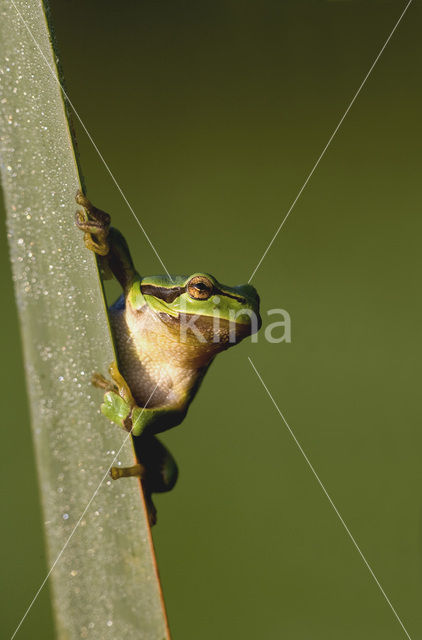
1;0;422;638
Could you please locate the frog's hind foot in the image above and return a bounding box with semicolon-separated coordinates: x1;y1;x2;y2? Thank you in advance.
110;463;157;526
75;190;110;256
110;463;146;480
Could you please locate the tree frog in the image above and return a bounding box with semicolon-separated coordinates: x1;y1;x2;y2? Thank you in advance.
75;191;261;525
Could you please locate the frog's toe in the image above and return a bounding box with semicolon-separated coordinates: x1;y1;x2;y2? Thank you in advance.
75;189;91;209
110;466;120;480
75;215;110;256
129;406;146;436
75;192;110;228
108;362;136;405
75;210;104;234
74;208;86;228
75;192;111;255
101;391;132;430
92;372;116;392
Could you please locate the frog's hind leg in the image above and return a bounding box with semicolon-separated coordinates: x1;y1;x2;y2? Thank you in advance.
110;462;157;526
110;434;178;526
133;434;179;493
110;463;145;480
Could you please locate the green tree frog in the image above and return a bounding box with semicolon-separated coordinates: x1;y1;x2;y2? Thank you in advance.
76;192;261;524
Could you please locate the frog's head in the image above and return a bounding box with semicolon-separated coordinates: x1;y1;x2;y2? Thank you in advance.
129;272;261;349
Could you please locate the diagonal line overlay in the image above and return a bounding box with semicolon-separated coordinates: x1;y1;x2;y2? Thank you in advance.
248;356;412;640
9;0;172;279
9;380;162;640
248;0;413;283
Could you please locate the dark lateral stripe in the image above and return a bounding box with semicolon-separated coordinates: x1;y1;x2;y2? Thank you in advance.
141;283;246;304
141;284;186;303
214;288;246;303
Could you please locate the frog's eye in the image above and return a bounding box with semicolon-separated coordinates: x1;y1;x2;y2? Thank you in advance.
187;276;214;300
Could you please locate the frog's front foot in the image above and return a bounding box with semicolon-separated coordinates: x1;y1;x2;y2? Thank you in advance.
75;190;110;256
92;362;143;434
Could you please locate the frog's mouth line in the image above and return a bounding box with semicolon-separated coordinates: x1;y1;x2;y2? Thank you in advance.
141;283;247;305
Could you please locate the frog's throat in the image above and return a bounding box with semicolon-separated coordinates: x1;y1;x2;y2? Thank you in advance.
155;311;257;347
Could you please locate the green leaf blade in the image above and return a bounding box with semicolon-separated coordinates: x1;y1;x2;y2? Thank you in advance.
0;1;169;638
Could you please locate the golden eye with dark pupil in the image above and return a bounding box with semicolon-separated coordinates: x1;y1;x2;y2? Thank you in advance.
187;276;214;300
